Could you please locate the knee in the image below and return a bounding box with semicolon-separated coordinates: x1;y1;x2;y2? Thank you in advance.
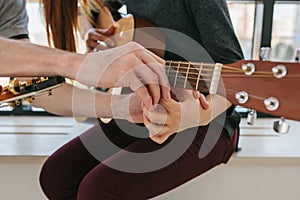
39;158;60;199
39;157;76;200
39;158;54;199
77;168;126;200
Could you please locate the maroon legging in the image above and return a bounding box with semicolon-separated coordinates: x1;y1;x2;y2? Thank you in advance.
39;119;238;200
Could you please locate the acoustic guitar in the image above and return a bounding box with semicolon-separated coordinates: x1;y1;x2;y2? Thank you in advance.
94;3;300;123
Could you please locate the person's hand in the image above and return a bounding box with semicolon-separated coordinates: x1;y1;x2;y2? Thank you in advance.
141;89;231;144
85;26;116;52
192;91;210;109
119;93;144;124
75;42;170;110
142;89;207;144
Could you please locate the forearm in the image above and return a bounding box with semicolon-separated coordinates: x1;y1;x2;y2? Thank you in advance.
0;37;84;79
32;84;131;120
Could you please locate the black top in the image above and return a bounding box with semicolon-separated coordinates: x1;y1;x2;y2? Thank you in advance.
107;0;244;137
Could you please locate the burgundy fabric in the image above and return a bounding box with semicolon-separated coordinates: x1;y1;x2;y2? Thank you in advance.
39;120;238;200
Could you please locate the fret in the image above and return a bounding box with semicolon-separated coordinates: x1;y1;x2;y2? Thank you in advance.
196;63;203;91
167;77;209;91
166;61;177;87
165;61;216;92
174;61;181;87
183;62;191;89
167;61;172;76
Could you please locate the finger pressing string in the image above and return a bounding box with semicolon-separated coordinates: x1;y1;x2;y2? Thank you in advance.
138;52;171;102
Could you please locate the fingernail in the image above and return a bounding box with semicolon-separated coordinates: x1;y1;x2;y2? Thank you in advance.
166;93;171;101
150;105;155;112
108;40;115;47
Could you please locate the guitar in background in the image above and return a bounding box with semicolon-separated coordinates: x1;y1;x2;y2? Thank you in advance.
0;76;65;109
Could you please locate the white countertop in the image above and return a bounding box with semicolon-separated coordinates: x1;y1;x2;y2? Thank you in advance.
0;116;95;156
236;118;300;159
0;116;300;159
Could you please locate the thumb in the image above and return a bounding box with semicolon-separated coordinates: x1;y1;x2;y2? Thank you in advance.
103;25;116;35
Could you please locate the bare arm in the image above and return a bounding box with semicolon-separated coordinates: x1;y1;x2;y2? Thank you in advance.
32;83;143;122
0;37;170;109
0;37;82;78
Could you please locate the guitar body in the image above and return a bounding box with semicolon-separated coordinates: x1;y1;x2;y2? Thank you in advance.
97;5;135;47
96;5;166;57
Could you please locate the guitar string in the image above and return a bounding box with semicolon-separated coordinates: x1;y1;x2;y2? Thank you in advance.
165;60;300;76
162;74;297;106
165;69;300;80
164;65;273;75
166;60;300;70
166;68;265;77
224;83;300;106
165;65;300;77
0;88;295;110
223;82;269;101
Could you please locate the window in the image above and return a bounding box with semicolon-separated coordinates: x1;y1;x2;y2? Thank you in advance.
228;2;257;60
271;2;300;61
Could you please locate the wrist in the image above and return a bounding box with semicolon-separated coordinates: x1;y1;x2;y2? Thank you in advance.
94;92;130;120
110;94;132;121
58;53;86;80
180;100;201;131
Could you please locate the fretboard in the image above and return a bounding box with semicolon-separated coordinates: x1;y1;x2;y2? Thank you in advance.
165;60;222;94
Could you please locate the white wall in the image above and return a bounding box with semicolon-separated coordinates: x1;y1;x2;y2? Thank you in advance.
1;156;300;200
154;158;300;200
1;117;300;200
0;157;47;200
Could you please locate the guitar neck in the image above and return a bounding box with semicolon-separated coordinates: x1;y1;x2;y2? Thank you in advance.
94;3;300;121
165;59;300;121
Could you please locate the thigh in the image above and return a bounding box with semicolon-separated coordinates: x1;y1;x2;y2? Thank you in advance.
39;120;139;200
77;121;237;200
39;124;101;200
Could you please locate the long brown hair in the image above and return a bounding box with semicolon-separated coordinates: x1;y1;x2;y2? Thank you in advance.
41;0;102;52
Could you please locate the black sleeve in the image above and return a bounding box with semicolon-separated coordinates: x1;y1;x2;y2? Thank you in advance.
185;0;244;63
